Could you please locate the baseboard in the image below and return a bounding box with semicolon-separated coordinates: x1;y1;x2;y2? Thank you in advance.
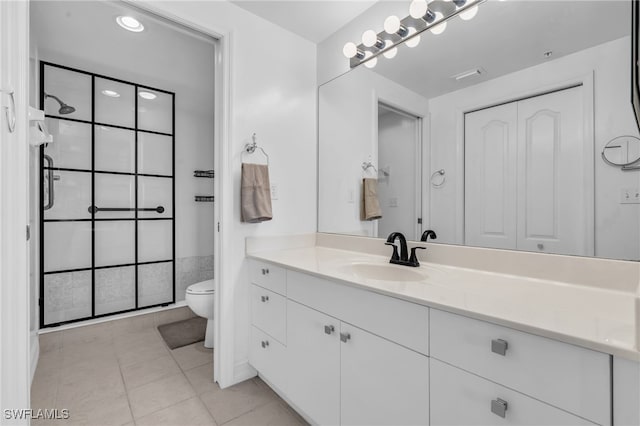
30;331;39;384
259;374;313;425
229;359;256;388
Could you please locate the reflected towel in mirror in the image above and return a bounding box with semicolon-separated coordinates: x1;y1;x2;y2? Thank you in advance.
361;178;382;221
241;163;273;223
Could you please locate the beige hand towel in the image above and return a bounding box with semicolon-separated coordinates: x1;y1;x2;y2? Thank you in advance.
361;178;382;221
241;163;273;223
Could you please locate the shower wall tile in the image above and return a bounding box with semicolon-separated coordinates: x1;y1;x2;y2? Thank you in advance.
94;126;135;173
44;119;91;170
43;170;91;220
138;220;172;262
43;65;91;122
43;270;92;325
44;222;92;272
94;221;135;267
175;255;214;302
95;266;135;315
138;90;172;134
95;78;135;128
138;176;172;219
138;262;173;307
94;173;135;219
138;132;172;176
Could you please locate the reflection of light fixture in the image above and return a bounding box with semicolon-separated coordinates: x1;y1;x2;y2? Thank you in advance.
460;5;479;20
405;27;420;48
116;16;144;32
430;12;447;35
364;51;377;69
101;90;120;98
383;40;398;59
139;91;157;100
342;0;486;69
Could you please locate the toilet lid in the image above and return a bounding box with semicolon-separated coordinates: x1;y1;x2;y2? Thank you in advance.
187;280;214;295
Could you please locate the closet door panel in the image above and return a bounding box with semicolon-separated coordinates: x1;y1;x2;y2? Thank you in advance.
465;103;518;249
516;86;591;256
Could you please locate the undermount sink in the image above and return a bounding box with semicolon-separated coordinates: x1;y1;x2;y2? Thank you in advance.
338;262;427;282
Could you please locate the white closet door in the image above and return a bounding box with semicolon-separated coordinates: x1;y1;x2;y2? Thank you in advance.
516;86;592;256
465;103;518;249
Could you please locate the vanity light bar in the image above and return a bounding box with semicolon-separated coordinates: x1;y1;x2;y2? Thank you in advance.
345;0;487;69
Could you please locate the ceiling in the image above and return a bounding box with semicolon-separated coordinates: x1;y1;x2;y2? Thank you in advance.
230;0;378;43
368;0;630;99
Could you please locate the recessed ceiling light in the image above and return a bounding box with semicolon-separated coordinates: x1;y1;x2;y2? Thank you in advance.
116;16;144;33
138;91;157;100
101;90;120;98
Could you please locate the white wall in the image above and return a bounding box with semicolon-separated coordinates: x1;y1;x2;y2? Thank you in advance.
428;37;640;260
318;66;428;237
140;0;318;386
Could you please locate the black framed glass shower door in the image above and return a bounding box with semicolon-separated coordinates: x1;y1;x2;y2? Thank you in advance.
39;62;176;327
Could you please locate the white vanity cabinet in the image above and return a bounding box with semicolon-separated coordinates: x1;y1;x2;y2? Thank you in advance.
430;309;611;426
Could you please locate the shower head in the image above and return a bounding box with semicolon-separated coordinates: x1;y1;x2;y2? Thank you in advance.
44;93;76;115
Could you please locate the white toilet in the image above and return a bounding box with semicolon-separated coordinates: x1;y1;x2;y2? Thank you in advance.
185;279;215;348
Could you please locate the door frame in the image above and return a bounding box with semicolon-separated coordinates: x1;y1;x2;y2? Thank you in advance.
0;0;31;420
124;1;234;387
376;101;423;240
454;73;595;253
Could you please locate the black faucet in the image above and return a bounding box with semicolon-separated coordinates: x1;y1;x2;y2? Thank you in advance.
420;229;437;242
385;232;425;267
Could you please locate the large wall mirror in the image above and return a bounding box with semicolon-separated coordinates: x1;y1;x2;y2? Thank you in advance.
318;0;640;261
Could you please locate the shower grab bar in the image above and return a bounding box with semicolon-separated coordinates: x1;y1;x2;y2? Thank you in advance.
88;205;165;214
43;154;60;210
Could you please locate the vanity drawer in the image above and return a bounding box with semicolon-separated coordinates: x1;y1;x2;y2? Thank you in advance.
249;260;286;296
249;326;287;393
430;358;596;426
251;284;286;344
430;309;610;425
287;270;429;355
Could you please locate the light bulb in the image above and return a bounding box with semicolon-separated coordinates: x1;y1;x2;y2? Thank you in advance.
459;5;478;20
362;30;378;48
430;12;447;35
363;51;377;69
409;0;428;19
343;42;358;58
405;27;420;48
384;16;401;34
383;40;397;59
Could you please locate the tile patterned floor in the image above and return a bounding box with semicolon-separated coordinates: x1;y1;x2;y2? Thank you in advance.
31;307;307;426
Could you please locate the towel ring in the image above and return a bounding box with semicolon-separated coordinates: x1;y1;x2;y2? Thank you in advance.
242;133;269;165
430;169;446;187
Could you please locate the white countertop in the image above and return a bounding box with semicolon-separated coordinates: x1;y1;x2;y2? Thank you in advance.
247;240;639;361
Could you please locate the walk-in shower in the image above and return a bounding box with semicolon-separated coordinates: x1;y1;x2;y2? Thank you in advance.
40;62;176;327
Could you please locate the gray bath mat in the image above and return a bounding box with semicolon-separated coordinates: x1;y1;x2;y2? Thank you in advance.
158;317;207;349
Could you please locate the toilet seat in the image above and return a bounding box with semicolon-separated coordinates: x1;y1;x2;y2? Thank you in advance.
186;280;214;295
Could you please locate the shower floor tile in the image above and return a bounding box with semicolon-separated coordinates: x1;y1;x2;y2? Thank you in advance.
31;307;307;426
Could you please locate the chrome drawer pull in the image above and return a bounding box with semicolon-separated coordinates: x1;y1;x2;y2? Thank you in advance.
491;339;508;356
340;332;351;343
324;325;335;335
261;268;270;275
261;340;269;348
261;295;269;302
491;398;508;418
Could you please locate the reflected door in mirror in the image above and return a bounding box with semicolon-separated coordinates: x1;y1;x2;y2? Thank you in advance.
465;86;593;256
